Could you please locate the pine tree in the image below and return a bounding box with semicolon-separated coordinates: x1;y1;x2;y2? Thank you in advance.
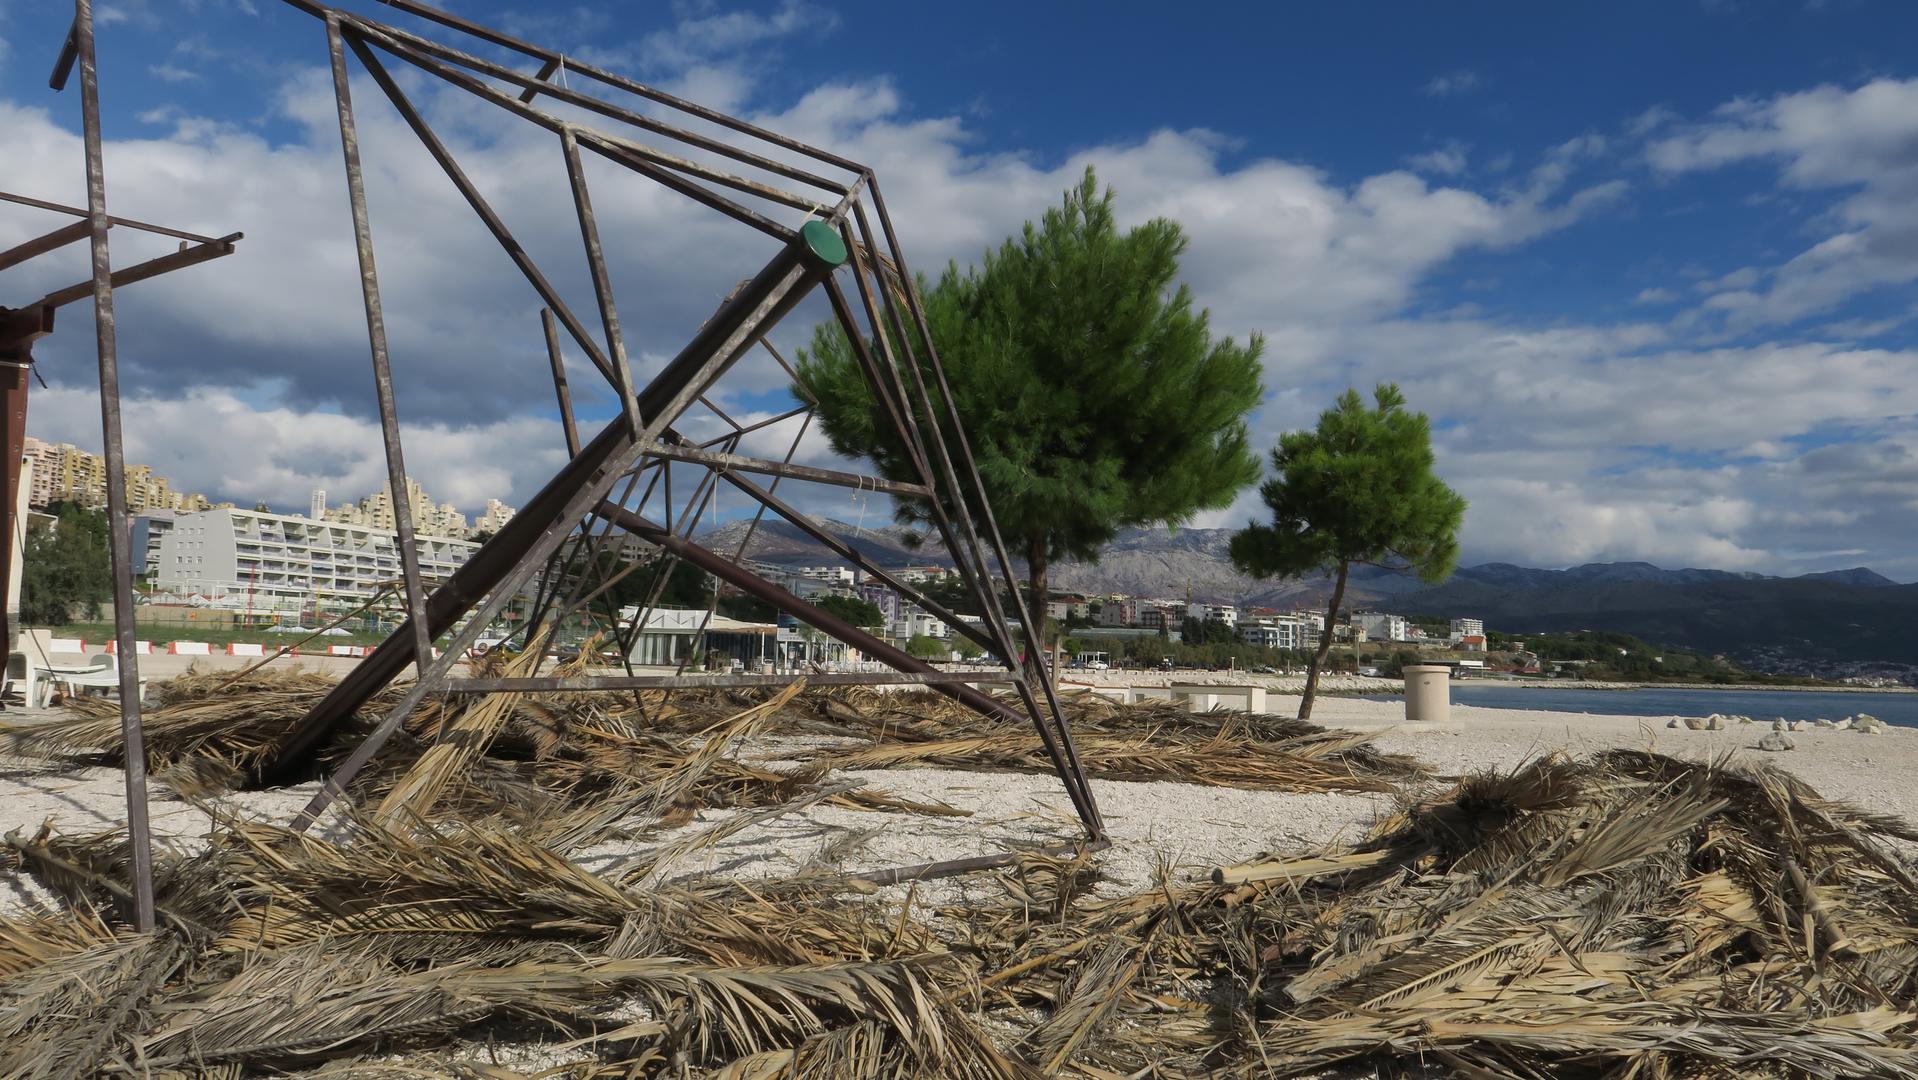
796;168;1264;657
1230;384;1467;719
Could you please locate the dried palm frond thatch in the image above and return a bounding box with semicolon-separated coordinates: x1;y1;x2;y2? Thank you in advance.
7;662;1917;1077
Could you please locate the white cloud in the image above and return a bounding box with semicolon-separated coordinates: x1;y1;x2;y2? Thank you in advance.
1423;70;1482;98
1626;104;1677;137
638;0;835;70
1650;78;1918;329
1634;287;1677;304
1408;142;1469;176
10;49;1916;576
26;387;571;515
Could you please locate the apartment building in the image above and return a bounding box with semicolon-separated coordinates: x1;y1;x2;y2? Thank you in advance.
891;609;949;640
130;511;177;576
1450;617;1485;639
1238;613;1322;651
474;498;517;534
1186;601;1239;628
1096;596;1140;627
1354;612;1410;642
153;506;478;616
1045;595;1091;622
855;580;903;624
322;476;470;539
23;437;215;513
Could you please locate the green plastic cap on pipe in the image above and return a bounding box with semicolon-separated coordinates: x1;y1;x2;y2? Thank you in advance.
797;219;849;270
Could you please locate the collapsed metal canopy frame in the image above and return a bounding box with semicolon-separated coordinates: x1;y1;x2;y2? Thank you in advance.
0;0;242;931
263;0;1105;877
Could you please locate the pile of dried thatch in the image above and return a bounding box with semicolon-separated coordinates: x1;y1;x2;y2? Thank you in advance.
4;671;1917;1077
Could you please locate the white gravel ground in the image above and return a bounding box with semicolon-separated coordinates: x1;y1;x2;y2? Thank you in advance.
5;687;1914;917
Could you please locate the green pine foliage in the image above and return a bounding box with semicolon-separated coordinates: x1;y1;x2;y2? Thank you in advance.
795;168;1264;649
812;594;885;629
1231;383;1467;718
904;634;949;660
21;502;112;627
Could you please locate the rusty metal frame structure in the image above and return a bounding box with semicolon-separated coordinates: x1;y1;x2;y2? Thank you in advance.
0;0;242;931
264;0;1104;878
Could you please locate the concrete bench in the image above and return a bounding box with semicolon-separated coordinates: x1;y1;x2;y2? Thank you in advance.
1169;683;1267;714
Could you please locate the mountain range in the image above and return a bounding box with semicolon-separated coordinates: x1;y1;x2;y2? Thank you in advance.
696;519;1915;674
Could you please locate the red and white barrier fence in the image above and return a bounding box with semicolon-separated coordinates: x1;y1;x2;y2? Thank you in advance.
105;640;152;655
327;644;366;658
227;642;267;657
168;641;213;655
46;637;86;654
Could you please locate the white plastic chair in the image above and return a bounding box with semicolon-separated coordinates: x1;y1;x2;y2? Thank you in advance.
54;653;147;702
4;652;51;708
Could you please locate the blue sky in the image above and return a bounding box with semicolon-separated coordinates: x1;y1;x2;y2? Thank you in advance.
2;0;1916;578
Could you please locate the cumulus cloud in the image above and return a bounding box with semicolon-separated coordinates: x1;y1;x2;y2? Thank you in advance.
1408;142;1469;176
9;26;1916;577
1422;69;1482;98
1649;78;1918;331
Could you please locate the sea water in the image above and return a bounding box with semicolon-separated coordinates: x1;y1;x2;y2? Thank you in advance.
1366;683;1918;729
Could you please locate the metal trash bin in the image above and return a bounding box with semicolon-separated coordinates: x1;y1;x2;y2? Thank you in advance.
1403;664;1451;724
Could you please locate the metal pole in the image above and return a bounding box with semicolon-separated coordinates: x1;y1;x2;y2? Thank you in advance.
74;0;155;932
866;186;1101;832
558;127;641;436
324;15;435;683
541;308;579;458
274;222;845;810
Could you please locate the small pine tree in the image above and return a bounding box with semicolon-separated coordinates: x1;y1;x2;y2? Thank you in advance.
1230;384;1466;719
796;167;1264;665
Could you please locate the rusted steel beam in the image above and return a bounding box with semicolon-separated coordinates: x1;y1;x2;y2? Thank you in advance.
49;22;79;91
558;127;641;436
372;0;867;174
0;352;30;695
0;190;228;245
642;441;928;498
518;56;558;103
339;14;848;199
696;403;811;448
445;671;1015;694
341;21;803;241
33;235;240;311
339;30;620;388
699;468;997;655
324;14;435;683
599;503;1102;836
541;308;579;458
266;221;849;804
0;219;91;272
74;0;155;933
845;198;1100;834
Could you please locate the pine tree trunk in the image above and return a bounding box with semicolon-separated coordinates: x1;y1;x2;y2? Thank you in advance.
1299;560;1349;721
1026;534;1048;677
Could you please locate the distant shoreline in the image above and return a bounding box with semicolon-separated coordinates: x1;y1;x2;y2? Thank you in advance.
1450;679;1916;695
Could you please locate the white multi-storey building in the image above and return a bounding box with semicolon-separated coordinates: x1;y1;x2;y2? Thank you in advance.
1187;602;1239;628
153;506;478;617
891;610;950;640
1097;596;1140;627
1450;617;1485;639
1239;613;1322;651
1354;612;1410;642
